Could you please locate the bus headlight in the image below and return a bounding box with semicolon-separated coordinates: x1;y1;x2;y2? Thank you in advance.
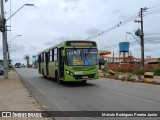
70;73;73;76
66;70;74;76
66;70;70;74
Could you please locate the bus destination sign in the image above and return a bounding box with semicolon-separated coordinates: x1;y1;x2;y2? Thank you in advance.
66;41;96;47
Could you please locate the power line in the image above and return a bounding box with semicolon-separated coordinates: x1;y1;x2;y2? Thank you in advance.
100;37;160;51
144;10;160;17
147;7;160;12
146;37;160;39
145;33;160;35
86;4;160;40
86;13;139;40
144;5;160;16
148;4;160;9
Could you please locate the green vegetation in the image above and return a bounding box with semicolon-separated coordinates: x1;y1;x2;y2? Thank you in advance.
148;65;160;76
132;68;144;75
116;69;133;73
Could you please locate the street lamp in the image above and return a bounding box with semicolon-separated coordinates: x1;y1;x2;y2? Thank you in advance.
126;32;144;69
8;35;22;43
1;3;34;79
6;3;34;21
126;32;141;45
8;35;22;67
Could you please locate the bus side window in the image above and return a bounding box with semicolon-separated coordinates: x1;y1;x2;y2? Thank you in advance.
44;53;45;62
41;53;44;62
54;48;58;61
50;50;52;61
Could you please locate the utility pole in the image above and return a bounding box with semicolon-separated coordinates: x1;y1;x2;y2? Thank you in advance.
1;0;8;79
140;8;145;70
112;51;114;63
0;1;33;79
135;7;147;70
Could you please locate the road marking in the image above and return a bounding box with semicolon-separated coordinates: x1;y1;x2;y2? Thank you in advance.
111;91;160;105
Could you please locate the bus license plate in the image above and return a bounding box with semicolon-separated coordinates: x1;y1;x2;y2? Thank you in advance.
82;76;88;79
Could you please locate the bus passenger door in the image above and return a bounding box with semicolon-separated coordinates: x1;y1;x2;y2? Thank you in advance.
45;52;49;76
38;55;41;73
58;47;64;79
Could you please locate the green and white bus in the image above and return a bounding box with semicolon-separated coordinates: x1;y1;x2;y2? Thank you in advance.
38;40;99;84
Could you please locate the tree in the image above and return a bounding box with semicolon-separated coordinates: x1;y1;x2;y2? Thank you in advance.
24;55;30;68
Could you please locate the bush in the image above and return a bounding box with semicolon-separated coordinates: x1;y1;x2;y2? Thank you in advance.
148;66;160;76
132;68;144;75
116;69;133;73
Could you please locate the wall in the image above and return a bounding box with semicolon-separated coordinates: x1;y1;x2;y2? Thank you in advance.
107;63;159;71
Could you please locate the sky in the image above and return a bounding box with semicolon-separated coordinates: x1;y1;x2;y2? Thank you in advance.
0;0;160;65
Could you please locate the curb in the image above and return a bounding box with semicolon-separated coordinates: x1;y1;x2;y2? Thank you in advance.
99;73;160;86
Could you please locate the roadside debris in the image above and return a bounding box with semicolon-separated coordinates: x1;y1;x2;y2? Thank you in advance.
99;69;160;85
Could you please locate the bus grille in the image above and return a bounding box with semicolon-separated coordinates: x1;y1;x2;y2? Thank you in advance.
74;74;95;79
73;66;96;71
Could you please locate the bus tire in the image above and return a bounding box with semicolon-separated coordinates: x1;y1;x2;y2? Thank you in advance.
55;72;62;84
81;80;87;85
44;75;47;79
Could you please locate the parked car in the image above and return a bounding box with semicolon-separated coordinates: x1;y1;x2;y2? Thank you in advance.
0;65;4;75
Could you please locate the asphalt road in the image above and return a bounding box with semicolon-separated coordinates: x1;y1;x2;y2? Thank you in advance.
16;68;160;120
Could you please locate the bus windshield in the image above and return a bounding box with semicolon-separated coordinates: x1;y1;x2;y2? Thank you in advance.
65;48;98;66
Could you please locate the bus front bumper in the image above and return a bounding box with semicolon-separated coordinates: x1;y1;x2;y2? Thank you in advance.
63;72;99;82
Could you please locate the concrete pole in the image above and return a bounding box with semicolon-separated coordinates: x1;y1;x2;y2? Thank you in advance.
1;0;8;79
112;51;114;63
140;8;145;70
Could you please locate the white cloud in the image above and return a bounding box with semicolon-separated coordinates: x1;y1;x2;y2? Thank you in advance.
85;28;100;35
